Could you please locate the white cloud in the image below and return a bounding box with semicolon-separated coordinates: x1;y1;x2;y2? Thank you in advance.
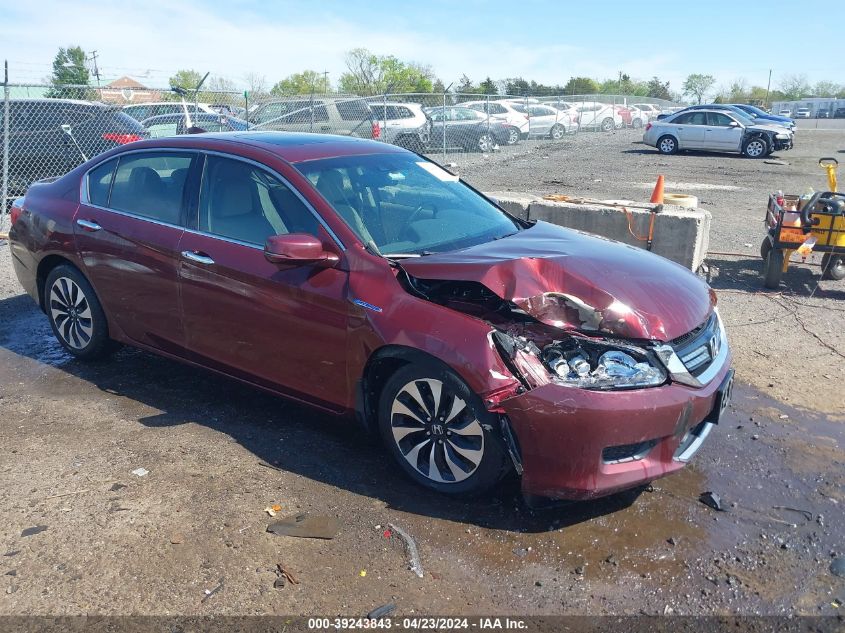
0;0;683;90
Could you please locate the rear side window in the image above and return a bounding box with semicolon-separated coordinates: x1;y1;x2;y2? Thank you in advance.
108;152;194;225
87;158;118;207
335;100;371;121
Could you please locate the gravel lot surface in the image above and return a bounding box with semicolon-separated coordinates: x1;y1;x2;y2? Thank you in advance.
0;126;843;619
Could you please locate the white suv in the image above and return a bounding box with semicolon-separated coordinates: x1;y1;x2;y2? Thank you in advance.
462;100;528;144
369;102;431;151
574;102;623;131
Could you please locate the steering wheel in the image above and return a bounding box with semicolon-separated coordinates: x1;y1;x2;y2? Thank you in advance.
400;203;438;240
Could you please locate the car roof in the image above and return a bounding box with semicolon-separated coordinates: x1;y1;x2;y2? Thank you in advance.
114;131;406;163
125;101;209;107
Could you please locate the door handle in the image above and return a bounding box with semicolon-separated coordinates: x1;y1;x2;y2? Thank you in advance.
76;219;102;232
320;125;331;130
181;250;215;265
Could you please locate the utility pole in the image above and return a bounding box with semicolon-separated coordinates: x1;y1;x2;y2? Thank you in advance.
322;70;329;93
87;50;101;87
764;69;772;108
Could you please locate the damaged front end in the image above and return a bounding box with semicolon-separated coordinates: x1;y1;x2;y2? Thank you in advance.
398;268;731;501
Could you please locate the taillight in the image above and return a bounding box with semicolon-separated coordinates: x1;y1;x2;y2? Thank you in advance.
371;121;381;139
10;199;24;226
645;123;652;131
102;133;143;145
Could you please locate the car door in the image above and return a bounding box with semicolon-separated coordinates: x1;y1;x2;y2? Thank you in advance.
177;153;350;407
74;149;196;354
703;112;744;150
529;106;555;135
672;111;707;148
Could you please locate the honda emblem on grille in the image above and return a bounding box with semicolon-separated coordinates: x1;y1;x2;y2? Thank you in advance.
709;333;721;358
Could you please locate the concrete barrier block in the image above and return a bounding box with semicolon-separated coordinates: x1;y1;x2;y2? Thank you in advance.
485;191;534;220
487;192;711;271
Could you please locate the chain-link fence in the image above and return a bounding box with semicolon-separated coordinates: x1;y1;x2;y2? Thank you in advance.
0;73;680;227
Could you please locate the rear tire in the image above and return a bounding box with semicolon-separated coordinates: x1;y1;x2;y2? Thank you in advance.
44;264;115;360
657;135;678;155
821;254;845;280
763;248;784;289
601;117;614;132
549;124;565;140
378;363;508;497
632;118;643;129
476;134;494;152
505;127;520;145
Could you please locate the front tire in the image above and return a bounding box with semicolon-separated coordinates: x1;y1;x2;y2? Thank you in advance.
549;124;565;140
476;133;494;152
601;117;614;132
743;136;768;158
763;248;784;289
378;363;508;496
657;135;678;155
505;127;520;145
821;254;845;280
45;264;114;360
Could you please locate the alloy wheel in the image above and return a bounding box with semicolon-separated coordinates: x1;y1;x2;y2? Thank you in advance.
507;127;519;145
49;277;94;350
478;134;493;152
745;139;766;157
659;137;676;153
550;124;564;140
389;378;485;483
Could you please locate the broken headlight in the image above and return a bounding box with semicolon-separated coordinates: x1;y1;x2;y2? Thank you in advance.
543;343;666;390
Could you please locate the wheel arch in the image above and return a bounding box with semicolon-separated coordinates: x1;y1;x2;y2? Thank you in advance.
36;254;79;311
355;344;460;435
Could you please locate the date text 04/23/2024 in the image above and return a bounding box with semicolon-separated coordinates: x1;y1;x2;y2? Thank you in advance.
307;617;527;630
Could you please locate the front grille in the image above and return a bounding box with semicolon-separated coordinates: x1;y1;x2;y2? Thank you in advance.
672;313;721;377
602;439;658;464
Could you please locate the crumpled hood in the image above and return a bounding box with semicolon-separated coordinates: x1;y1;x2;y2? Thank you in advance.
400;221;713;341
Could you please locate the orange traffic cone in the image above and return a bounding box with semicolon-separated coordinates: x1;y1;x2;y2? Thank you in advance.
650;175;665;204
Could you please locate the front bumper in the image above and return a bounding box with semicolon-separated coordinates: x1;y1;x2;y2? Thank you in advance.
500;324;732;500
774;137;793;151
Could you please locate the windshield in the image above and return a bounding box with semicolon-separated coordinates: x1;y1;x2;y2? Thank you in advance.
295;153;520;257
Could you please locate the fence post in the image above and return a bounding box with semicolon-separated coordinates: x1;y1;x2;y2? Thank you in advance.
382;92;387;143
2;60;9;228
442;90;447;164
485;93;490;147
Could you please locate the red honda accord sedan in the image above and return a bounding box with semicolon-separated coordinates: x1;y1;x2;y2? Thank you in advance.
8;132;733;500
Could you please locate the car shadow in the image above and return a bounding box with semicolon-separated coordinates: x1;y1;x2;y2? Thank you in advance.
0;292;642;533
706;255;845;299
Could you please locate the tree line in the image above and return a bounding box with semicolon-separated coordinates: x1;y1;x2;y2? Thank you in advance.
47;45;844;105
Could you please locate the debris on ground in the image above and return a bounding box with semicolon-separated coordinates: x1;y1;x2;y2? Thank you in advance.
170;533;184;545
109;483;126;492
367;603;396;620
131;468;148;477
20;525;48;537
513;547;529;558
201;578;224;603
831;558;845;578
274;563;299;589
264;504;282;517
699;492;724;512
764;159;790;166
773;506;813;521
3;551;20;557
388;522;424;578
359;570;367;577
779;414;789;420
267;513;340;539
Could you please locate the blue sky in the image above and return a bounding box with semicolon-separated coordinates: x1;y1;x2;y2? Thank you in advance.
0;0;841;92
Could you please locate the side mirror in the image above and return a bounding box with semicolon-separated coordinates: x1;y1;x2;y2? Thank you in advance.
729;121;740;127
264;233;339;268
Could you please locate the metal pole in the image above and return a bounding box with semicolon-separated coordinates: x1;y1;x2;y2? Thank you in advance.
442;89;447;163
382;92;387;143
765;69;772;109
485;93;490;146
2;60;9;229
